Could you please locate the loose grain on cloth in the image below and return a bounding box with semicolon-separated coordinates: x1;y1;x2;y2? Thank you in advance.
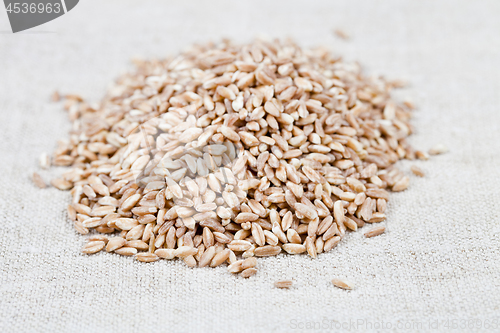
53;38;416;273
0;1;499;332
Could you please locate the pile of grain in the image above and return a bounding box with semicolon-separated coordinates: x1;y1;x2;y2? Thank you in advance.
48;39;420;277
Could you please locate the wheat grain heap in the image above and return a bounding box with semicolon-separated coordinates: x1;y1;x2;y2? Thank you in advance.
51;39;417;278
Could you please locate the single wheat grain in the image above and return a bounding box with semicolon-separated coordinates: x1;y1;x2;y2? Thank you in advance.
331;278;355;290
275;280;293;288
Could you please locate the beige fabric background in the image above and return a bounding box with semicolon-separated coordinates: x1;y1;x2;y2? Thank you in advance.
1;1;499;332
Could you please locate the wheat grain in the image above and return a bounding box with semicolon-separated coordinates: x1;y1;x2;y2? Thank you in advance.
416;150;430;160
428;144;448;155
41;39;428;277
32;172;46;188
275;280;293;288
136;252;159;262
392;176;410;192
240;268;257;278
410;165;425;177
254;245;281;257
282;243;306;254
155;248;176;259
82;241;105;254
106;237;126;252
51;178;72;190
331;278;355;290
333;29;350;40
365;226;386;238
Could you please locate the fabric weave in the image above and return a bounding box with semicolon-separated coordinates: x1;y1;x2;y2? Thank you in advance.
0;1;499;332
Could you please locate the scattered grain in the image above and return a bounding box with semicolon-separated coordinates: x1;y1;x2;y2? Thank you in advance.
275;280;293;288
331;278;355;290
410;165;425;177
333;29;350;40
429;144;449;155
32;172;46;188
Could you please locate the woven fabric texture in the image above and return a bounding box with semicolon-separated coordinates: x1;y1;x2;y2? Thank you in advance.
1;1;499;332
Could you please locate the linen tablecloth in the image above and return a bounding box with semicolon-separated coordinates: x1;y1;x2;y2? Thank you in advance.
1;1;499;332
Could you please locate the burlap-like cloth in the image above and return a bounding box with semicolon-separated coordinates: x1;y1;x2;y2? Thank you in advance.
1;1;499;332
